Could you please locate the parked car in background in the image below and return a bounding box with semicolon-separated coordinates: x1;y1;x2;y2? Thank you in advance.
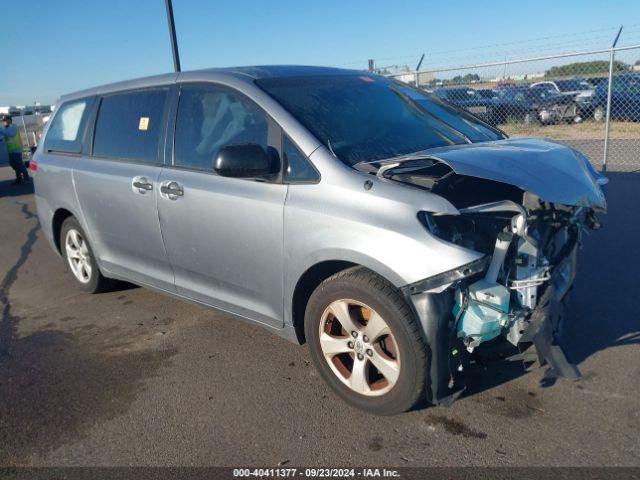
532;79;594;97
585;76;608;87
533;79;596;114
432;87;512;126
496;84;579;124
432;87;495;118
33;67;606;415
35;105;52;114
476;88;497;99
578;73;640;122
495;82;523;90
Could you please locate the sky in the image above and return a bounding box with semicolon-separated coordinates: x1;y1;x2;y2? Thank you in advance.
1;0;639;105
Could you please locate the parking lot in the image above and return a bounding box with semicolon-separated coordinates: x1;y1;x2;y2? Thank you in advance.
0;161;638;467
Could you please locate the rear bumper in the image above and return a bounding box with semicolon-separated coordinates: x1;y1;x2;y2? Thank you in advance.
33;193;59;255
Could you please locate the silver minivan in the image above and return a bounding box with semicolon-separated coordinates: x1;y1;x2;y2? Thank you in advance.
33;66;606;415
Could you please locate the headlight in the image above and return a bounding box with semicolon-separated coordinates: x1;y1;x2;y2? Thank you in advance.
539;109;552;121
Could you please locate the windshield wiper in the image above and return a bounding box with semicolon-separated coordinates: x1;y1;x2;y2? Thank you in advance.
389;87;473;145
327;139;337;156
376;162;402;179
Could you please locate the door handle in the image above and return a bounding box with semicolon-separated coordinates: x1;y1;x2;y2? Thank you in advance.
160;181;184;200
132;176;153;194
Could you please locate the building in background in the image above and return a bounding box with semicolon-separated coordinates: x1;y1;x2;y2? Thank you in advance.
392;69;435;86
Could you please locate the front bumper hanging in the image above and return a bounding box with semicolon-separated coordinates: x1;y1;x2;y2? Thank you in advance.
405;255;581;406
509;285;581;380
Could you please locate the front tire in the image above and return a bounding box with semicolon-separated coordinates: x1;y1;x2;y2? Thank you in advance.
523;111;537;125
593;106;605;122
304;267;428;415
60;217;111;293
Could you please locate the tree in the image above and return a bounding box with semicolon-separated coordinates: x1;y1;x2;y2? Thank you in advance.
449;73;480;85
545;60;630;78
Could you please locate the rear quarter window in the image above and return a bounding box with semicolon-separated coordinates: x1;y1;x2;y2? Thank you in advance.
44;98;94;154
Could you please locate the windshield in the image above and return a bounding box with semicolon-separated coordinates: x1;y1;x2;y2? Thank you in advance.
499;87;556;101
614;75;640;94
436;88;479;101
257;74;504;166
528;86;561;100
555;79;583;92
478;89;496;99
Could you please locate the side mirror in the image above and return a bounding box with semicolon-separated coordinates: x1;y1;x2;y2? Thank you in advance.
214;144;277;178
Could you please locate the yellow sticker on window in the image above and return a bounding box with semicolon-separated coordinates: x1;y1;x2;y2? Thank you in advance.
138;117;149;131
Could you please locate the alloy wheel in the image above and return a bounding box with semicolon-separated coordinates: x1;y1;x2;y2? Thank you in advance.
318;299;401;396
594;106;605;122
65;228;92;283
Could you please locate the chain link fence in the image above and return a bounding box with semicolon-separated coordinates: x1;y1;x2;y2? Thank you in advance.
0;113;48;165
15;113;48;159
385;45;640;172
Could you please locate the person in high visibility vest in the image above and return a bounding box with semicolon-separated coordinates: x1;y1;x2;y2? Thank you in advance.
1;115;29;185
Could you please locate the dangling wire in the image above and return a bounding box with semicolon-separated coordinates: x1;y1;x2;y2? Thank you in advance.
327;139;336;157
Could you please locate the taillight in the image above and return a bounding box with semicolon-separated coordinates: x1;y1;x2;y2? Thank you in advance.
28;160;38;171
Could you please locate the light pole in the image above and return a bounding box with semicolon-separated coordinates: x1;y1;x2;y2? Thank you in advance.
164;0;181;72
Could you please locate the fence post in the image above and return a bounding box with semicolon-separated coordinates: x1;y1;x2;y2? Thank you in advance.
602;26;623;172
20;115;30;149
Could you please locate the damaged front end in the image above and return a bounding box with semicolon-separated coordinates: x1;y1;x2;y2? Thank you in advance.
365;139;607;405
429;199;592;373
408;201;599;405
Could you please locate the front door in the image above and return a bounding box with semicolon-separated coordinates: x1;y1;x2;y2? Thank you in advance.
157;84;286;327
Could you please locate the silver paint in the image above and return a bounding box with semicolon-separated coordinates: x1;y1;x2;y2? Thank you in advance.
33;66;606;344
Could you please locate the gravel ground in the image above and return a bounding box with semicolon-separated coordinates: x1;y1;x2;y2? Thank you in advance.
0;164;638;467
501;121;640;141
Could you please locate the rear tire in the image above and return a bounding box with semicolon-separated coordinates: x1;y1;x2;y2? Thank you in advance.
60;217;111;293
304;267;428;415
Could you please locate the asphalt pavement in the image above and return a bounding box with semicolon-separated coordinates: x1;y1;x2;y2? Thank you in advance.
0;164;638;467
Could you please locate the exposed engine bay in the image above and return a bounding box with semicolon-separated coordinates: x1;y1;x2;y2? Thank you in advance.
426;194;595;355
356;146;606;400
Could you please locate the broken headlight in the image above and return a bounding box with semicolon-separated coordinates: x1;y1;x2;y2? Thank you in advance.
418;211;510;255
402;256;489;294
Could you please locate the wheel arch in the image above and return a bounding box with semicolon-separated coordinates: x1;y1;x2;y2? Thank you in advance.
291;260;355;343
52;207;75;254
291;259;405;344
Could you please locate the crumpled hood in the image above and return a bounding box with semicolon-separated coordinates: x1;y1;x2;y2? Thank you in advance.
422;138;607;209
